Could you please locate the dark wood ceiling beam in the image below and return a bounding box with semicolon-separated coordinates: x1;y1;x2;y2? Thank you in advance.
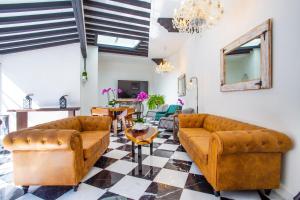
72;0;87;58
0;34;78;49
0;12;74;25
84;0;150;18
84;9;149;26
99;49;148;57
109;0;151;9
0;21;76;35
85;17;149;32
99;46;147;54
0;28;78;43
0;39;79;55
86;23;149;37
152;58;163;65
0;1;72;13
86;30;149;42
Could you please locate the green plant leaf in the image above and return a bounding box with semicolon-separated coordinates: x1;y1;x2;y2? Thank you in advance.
147;94;165;110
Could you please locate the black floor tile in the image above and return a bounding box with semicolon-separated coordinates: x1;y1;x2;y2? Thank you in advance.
176;145;186;152
85;170;124;189
184;174;214;194
144;142;161;148
128;165;161;181
164;159;192;172
164;139;180;145
98;191;133;200
94;156;118;168
140;182;183;200
121;152;148;163
153;149;174;158
114;138;130;144
117;144;136;152
33;186;72;200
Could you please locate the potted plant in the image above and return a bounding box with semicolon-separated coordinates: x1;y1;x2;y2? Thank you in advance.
101;88;122;107
135;91;149;118
147;94;165;110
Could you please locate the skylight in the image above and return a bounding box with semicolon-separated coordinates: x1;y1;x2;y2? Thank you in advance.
97;35;140;49
241;38;261;47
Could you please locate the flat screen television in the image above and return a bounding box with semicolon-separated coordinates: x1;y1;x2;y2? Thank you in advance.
118;80;148;99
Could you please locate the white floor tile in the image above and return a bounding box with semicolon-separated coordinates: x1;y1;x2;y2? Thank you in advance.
103;149;129;159
142;155;169;168
180;189;218;200
17;193;43;200
221;191;262;200
134;146;157;155
189;163;202;175
153;138;167;143
57;183;105;200
109;136;119;142
157;143;179;151
109;175;151;200
106;160;138;174
154;168;189;188
108;142;124;149
171;151;192;161
82;167;102;182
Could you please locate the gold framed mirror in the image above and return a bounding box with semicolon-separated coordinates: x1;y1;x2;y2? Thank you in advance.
220;19;272;92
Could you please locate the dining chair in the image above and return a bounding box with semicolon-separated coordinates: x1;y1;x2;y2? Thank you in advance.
113;108;135;136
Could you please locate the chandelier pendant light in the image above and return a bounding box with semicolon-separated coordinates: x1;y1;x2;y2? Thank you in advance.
173;0;224;34
155;60;174;74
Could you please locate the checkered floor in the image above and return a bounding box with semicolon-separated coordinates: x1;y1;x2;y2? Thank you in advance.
0;130;284;200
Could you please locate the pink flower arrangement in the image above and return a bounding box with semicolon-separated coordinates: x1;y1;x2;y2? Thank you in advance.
101;88;111;95
101;88;122;104
178;98;184;106
136;91;149;102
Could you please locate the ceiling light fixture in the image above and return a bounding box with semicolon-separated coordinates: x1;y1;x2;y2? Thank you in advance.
155;60;174;74
173;0;224;34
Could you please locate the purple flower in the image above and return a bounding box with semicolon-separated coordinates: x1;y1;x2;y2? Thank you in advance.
101;89;108;95
178;98;184;106
136;91;149;102
117;88;122;93
107;88;111;92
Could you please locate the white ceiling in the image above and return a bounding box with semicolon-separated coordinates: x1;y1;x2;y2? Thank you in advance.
148;0;189;58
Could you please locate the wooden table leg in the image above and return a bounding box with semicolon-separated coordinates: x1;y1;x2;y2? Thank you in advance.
16;112;28;130
68;110;76;117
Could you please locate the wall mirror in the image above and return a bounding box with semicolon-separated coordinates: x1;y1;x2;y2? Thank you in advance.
178;74;186;96
220;19;272;92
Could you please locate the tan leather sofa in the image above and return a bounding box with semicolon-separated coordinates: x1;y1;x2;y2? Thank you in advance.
178;114;292;196
3;116;111;192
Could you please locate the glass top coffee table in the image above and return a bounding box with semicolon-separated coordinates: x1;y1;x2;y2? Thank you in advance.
125;127;159;173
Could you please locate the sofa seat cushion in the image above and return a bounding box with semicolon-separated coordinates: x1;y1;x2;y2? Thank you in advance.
179;128;211;141
189;137;210;165
80;131;107;160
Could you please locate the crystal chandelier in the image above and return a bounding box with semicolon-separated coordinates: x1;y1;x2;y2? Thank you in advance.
155;60;174;74
173;0;224;34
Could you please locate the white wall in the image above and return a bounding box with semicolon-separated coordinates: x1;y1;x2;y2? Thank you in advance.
0;43;82;129
154;0;300;197
98;53;154;106
80;45;99;115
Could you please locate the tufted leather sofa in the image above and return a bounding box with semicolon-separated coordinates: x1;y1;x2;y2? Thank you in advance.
178;114;292;195
3;116;111;190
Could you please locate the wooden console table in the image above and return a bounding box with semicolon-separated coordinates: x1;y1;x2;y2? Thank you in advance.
8;107;80;130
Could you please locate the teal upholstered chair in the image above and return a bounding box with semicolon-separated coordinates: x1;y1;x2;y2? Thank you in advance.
155;105;182;121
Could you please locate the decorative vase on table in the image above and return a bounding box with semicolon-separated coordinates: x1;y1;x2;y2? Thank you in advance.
23;94;33;109
101;88;122;107
59;95;68;109
135;91;149;119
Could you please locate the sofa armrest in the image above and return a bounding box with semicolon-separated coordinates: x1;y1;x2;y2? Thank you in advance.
3;129;81;151
178;114;207;128
77;116;112;131
212;129;293;155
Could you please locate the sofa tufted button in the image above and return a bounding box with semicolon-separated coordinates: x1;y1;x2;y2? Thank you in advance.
278;141;283;145
57;141;62;145
26;138;31;143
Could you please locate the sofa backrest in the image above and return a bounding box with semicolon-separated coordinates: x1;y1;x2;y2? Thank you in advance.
203;115;261;132
34;117;82;131
167;105;181;115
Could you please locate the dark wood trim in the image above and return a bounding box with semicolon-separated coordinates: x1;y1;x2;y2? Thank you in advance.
86;30;149;41
0;34;79;49
157;18;179;32
109;0;151;9
86;23;149;37
84;9;150;26
0;39;79;55
84;0;150;18
0;12;74;25
72;0;87;58
85;17;149;32
0;28;78;43
99;48;148;57
0;21;76;35
0;1;72;13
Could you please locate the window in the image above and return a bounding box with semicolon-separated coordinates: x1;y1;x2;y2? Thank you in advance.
97;35;140;49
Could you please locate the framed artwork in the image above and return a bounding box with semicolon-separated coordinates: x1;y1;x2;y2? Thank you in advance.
178;74;186;96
